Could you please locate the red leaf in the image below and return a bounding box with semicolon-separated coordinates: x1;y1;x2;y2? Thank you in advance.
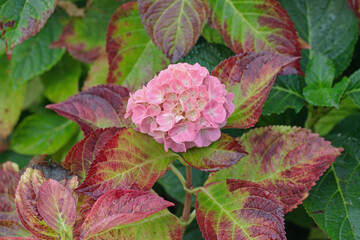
37;179;77;233
46;84;131;135
106;2;169;91
208;126;343;213
15;168;57;239
212;52;299;129
81;189;174;239
63;127;120;179
0;162;20;221
73;194;96;240
138;0;210;62
75;128;178;199
181;134;247;172
196;180;285;240
208;0;303;74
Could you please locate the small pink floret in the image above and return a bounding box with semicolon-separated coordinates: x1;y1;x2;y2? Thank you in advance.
125;63;235;152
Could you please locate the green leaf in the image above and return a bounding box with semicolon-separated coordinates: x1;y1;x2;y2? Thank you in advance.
178;41;233;72
9;11;65;87
51;0;125;63
106;2;169;91
10;113;78;155
196;180;286;240
346;68;360;107
262;75;306;115
0;0;57;54
314;98;360;136
201;24;224;45
138;0;210;63
208;0;302;74
304;115;360;240
303;53;349;108
0;54;26;149
279;0;359;77
208;126;342;213
82;54;108;90
42;54;81;103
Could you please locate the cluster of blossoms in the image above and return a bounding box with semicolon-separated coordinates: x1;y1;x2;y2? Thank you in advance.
125;63;235;152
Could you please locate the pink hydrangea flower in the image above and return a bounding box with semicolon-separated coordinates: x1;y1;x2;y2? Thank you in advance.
125;63;235;152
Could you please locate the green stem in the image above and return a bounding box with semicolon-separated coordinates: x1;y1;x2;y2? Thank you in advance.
169;164;186;187
181;165;193;236
305;105;332;131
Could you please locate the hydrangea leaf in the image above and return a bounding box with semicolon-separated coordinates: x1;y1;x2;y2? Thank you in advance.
201;24;225;45
303;53;349;108
208;0;302;74
81;189;174;239
212;52;298;129
47;84;131;135
262;75;306;115
196;180;286;240
9;11;65;88
348;0;360;28
138;0;210;63
181;134;247;172
73;194;96;240
208;126;343;213
15;168;57;239
10;113;79;155
0;0;57;56
279;0;359;77
37;179;77;234
41;54;81;103
0;55;26;152
345;68;360;107
76;128;178;199
82;54;108;91
0;162;21;222
106;2;169;91
84;209;182;240
0;220;31;237
51;0;125;63
314;98;360;136
63;127;120;180
304;116;360;240
178;41;233;72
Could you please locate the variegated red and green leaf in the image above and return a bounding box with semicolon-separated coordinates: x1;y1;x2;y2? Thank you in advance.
51;0;125;63
208;0;302;74
37;179;77;234
106;2;169;90
0;0;57;56
0;162;20;222
15;167;57;239
84;209;182;240
208;126;343;213
81;189;174;239
196;180;286;240
212;52;298;129
63;127;120;180
181;134;247;172
347;0;360;28
76;128;178;199
73;194;96;240
82;53;108;91
47;84;131;135
138;0;209;63
0;220;31;237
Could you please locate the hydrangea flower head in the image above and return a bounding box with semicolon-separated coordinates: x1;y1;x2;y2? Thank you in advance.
125;63;235;152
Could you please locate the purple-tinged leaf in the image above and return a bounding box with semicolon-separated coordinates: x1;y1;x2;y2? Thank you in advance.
37;179;77;233
208;0;303;74
106;2;169;91
81;189;174;239
181;134;247;172
47;84;131;135
208;126;343;213
212;52;298;129
85;210;182;240
138;0;210;63
63;127;120;180
15;168;57;239
0;0;57;57
73;194;96;240
0;220;31;237
76;128;178;199
0;162;20;222
196;180;286;240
